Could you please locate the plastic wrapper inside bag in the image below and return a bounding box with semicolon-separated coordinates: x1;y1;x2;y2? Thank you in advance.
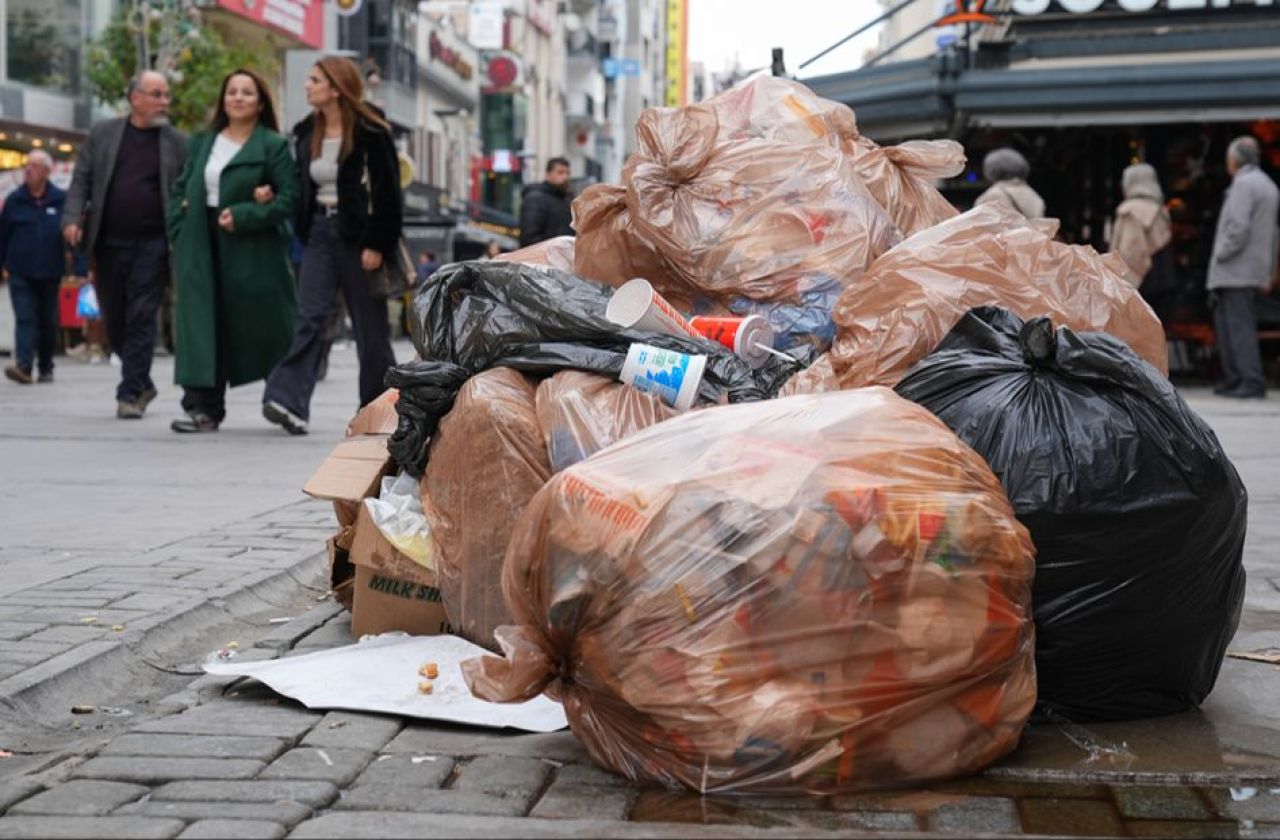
389;262;803;475
702;75;962;238
463;389;1037;795
535;371;679;472
364;472;435;571
828;203;1169;389
895;307;1246;721
623;102;899;306
496;236;576;273
423;368;552;650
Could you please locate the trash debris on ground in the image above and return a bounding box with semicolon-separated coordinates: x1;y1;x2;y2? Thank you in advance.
203;633;566;733
464;390;1037;794
895;307;1246;721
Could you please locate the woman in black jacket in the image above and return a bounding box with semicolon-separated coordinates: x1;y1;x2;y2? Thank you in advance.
262;56;402;434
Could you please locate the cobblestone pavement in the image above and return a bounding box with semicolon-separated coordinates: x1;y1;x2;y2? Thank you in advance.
1;356;1279;836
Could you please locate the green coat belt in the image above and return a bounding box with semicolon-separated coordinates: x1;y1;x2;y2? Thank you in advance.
167;125;299;389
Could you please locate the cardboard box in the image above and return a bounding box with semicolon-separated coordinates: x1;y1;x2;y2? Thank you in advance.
303;435;394;504
349;503;453;638
327;527;355;610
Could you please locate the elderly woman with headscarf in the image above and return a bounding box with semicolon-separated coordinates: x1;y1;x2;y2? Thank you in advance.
1109;163;1173;289
975;147;1046;220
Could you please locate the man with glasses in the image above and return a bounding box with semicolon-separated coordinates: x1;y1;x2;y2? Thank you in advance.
63;70;187;419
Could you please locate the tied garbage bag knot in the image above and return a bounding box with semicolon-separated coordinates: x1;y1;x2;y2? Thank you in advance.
1019;316;1056;366
384;361;470;477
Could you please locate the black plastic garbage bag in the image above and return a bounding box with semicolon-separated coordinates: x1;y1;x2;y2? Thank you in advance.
388;261;807;475
895;306;1247;721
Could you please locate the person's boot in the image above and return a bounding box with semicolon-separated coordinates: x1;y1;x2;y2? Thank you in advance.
4;365;33;385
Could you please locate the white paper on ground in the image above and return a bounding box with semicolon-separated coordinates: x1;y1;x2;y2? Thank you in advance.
204;633;567;733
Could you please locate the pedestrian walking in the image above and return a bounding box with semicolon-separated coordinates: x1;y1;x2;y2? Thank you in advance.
62;70;187;419
518;156;574;247
416;250;440;284
975;147;1046;220
1208;135;1280;400
1109;163;1173;289
2;150;79;385
261;57;402;435
166;68;299;433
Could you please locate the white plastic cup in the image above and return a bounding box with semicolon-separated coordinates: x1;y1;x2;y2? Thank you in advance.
619;343;707;411
605;278;701;338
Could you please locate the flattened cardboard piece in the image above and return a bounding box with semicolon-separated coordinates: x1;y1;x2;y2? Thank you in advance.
204;633;568;733
303;435;394;503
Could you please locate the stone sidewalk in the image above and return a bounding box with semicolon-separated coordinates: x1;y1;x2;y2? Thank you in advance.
1;355;1279;836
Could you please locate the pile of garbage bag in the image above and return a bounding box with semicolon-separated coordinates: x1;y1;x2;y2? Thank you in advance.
300;74;1248;798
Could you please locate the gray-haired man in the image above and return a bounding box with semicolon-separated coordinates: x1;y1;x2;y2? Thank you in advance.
1209;136;1280;400
63;70;187;418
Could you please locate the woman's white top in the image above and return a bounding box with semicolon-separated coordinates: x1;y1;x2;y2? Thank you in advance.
311;137;342;207
204;133;244;208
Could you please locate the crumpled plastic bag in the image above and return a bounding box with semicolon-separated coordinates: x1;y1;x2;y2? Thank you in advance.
364;472;435;571
850;136;964;238
423;368;552;650
77;284;101;320
896;307;1246;721
572;184;678;293
464;389;1036;795
702;75;962;238
535;370;679;472
623;102;899;306
829;203;1169;389
389;261;804;475
497;236;577;273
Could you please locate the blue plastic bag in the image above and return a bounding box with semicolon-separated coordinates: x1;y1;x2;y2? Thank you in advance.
76;285;100;320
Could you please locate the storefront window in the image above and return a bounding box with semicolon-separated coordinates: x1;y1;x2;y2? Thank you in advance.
6;0;82;95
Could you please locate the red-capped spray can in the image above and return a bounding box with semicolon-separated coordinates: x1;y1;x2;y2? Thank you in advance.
688;315;775;369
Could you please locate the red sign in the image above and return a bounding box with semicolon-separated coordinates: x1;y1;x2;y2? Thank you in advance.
429;32;474;82
216;0;324;49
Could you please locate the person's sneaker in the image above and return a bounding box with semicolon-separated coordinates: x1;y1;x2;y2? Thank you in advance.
138;387;158;413
263;400;308;435
36;371;53;384
171;411;219;433
4;365;33;385
117;399;144;419
1219;385;1266;400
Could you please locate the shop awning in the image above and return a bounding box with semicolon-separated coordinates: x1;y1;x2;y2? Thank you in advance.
805;51;1280;139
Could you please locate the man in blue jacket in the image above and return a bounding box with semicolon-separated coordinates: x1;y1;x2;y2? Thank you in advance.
2;150;76;385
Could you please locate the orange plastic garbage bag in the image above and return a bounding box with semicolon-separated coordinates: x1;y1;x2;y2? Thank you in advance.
623;102;899;305
829;203;1168;389
464;389;1037;795
423;368;551;650
702;76;962;237
497;236;576;273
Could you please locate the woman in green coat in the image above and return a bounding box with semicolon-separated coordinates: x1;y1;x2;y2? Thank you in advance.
167;68;299;433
